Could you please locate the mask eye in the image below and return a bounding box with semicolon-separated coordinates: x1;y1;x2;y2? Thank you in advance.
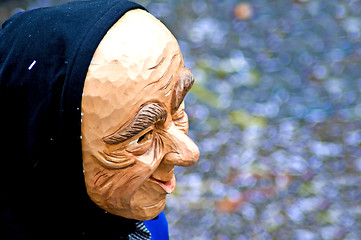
137;130;153;144
128;130;153;146
126;130;154;155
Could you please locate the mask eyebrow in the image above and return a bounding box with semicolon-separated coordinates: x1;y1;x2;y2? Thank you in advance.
102;102;167;145
171;67;195;114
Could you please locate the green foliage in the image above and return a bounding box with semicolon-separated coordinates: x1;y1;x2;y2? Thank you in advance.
229;110;267;128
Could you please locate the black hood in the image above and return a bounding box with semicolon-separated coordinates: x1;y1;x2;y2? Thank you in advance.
0;0;146;239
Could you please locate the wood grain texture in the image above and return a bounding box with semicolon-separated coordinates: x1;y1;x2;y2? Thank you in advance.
81;9;199;220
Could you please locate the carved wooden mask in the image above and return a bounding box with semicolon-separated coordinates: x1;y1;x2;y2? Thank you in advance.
81;9;200;220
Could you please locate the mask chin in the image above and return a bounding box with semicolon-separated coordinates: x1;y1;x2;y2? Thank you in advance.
127;181;168;220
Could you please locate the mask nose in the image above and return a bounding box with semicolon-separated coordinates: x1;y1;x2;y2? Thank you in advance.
162;123;200;167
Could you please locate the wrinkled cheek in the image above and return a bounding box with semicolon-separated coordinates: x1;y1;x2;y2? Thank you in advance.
105;172;139;203
84;148;164;218
105;163;156;207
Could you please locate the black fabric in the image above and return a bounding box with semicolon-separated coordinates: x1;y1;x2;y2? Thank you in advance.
0;0;146;239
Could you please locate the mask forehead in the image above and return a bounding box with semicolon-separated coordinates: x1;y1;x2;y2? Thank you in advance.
82;9;182;139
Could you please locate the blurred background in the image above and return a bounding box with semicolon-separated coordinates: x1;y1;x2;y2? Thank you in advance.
2;0;361;239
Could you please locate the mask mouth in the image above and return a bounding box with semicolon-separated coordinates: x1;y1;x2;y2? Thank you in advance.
148;175;176;194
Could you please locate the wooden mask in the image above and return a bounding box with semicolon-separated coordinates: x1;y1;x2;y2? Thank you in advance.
81;9;200;220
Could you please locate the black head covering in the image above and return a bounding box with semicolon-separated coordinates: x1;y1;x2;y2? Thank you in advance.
0;0;146;239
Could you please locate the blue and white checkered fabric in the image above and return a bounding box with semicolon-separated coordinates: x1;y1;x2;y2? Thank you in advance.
128;221;152;240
